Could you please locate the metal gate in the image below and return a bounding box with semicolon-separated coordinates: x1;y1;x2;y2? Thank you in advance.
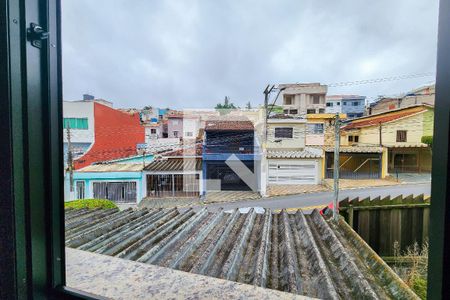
93;181;137;203
146;174;200;197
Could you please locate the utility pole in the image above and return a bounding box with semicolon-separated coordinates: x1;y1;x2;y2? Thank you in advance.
263;85;274;143
379;122;382;146
66;124;74;193
333;113;340;221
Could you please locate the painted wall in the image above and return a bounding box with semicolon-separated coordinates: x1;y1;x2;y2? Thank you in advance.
74;102;145;169
71;171;144;204
63;101;95;144
267;158;322;184
168;117;183;138
279;84;327;115
267;121;306;149
145;125;161;142
353;112;427;147
341;98;365;115
183;118;200;138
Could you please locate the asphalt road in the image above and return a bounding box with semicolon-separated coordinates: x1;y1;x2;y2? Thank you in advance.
195;183;431;212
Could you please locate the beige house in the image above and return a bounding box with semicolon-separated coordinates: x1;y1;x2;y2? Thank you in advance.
267;118;306;149
265;117;323;186
342;104;434;174
279;83;327;115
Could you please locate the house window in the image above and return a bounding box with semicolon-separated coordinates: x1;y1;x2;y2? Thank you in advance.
337;102;340;106
397;130;407;142
326;102;333;107
283;109;289;114
289;109;298;114
185;131;193;137
274;127;293;138
63;118;88;129
307;123;324;134
343;101;347;105
307;109;316;114
173;131;179;138
318;109;325;113
151;128;157;134
312;95;321;104
348;135;359;142
352;101;359;106
284;94;294;105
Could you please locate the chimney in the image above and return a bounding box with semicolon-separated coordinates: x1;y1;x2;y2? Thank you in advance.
83;94;95;100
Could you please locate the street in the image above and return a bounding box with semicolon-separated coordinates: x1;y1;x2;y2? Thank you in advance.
193;182;431;212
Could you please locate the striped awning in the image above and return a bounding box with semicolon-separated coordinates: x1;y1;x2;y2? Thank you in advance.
323;146;383;153
144;158;202;171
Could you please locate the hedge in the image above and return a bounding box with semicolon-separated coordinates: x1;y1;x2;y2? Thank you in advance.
64;199;118;209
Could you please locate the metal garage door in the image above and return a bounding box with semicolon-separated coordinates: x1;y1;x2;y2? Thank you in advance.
268;160;317;184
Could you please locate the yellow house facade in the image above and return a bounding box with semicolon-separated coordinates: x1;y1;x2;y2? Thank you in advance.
341;105;434;175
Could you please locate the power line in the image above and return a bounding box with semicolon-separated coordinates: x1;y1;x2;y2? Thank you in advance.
327;72;435;88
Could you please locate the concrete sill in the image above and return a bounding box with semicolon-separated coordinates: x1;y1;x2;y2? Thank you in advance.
66;248;312;300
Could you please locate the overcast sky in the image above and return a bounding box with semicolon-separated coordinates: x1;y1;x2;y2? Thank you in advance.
62;0;438;109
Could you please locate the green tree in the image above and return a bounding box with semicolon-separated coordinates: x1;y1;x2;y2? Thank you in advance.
215;96;237;114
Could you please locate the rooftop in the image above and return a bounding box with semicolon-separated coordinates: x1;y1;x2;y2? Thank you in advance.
326;95;366;100
205;120;254;131
77;163;144;172
65;207;417;299
324;146;383;153
342;105;431;130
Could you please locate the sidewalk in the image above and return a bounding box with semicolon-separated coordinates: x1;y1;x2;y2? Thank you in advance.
267;184;329;197
323;179;400;190
204;191;261;204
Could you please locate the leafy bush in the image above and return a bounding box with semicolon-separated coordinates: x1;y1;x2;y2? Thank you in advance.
65;199;118;209
421;136;433;148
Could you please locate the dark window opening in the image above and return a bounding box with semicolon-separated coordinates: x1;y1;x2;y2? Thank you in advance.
397;130;407;142
274;127;293;138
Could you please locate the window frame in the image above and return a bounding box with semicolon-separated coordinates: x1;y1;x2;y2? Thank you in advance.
312;94;321;104
396;130;407;142
284;94;294;105
274;127;294;138
1;0;450;299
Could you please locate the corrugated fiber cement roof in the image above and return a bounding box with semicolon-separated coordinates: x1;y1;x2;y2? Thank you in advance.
65;208;418;299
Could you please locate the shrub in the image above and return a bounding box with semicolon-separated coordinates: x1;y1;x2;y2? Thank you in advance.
65;199;118;209
393;241;428;299
421;136;433;148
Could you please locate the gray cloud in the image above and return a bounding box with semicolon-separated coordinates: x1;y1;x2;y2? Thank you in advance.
62;0;438;109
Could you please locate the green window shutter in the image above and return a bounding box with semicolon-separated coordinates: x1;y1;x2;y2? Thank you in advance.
63;118;88;129
79;118;88;129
